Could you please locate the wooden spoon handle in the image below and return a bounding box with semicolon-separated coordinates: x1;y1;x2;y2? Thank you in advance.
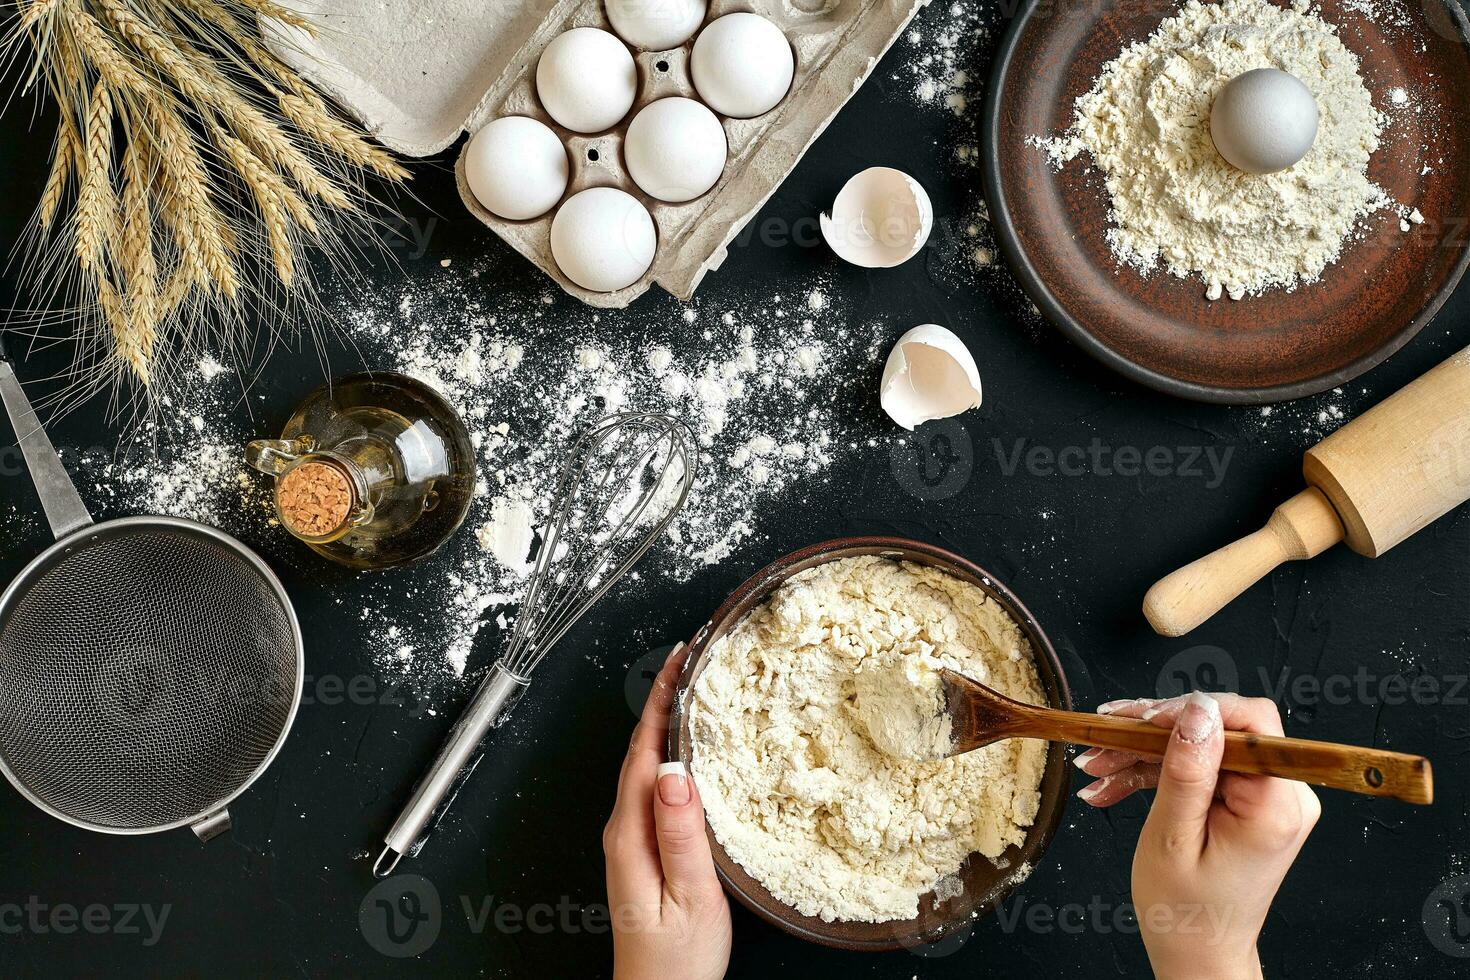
1030;710;1433;804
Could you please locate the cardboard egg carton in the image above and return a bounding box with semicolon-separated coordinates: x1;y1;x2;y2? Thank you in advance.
266;0;930;308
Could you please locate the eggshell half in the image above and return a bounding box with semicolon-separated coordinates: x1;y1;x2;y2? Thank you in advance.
880;325;982;430
820;167;933;268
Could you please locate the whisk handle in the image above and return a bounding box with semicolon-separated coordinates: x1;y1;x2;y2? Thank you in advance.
374;663;530;878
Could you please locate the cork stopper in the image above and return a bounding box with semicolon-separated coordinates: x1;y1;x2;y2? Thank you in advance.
276;461;354;538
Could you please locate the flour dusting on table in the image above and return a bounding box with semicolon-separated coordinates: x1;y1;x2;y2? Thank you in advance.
340;271;884;677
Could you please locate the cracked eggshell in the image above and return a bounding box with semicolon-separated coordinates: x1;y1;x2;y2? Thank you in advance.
820;167;933;268
880;325;982;431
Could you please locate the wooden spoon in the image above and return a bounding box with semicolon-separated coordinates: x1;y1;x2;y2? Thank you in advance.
940;670;1433;804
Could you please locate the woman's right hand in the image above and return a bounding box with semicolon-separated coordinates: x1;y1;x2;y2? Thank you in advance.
1075;692;1321;980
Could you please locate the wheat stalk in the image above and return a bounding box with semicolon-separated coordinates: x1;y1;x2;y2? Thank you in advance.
9;0;409;407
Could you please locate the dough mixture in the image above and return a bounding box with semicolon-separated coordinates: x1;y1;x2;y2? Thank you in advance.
688;556;1048;923
1038;0;1395;301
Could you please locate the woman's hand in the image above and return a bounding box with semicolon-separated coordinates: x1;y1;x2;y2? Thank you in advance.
1075;692;1320;980
603;644;730;980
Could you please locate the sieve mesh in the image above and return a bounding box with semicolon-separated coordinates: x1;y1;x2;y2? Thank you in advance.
0;524;299;831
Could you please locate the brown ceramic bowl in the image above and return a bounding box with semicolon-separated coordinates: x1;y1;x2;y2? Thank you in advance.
667;537;1072;952
982;0;1470;403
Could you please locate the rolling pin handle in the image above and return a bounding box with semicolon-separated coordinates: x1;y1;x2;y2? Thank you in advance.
1144;488;1344;636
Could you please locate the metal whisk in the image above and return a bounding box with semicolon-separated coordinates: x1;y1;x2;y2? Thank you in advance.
374;412;695;876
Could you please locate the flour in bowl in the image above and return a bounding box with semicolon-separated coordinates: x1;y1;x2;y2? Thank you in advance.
688;556;1048;923
1037;0;1400;301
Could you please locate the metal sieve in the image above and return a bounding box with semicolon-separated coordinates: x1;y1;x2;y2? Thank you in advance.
0;344;303;840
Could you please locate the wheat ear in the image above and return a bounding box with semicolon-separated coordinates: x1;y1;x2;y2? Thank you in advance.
118;139;158;383
145;99;240;297
98;0;351;210
62;6;152;94
39;109;78;229
210;124;297;285
177;0;407;181
74;81;116;273
277;93;408;181
236;0;312;31
21;0;62;31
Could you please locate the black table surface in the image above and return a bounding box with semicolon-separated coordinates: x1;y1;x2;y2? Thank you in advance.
1;4;1467;977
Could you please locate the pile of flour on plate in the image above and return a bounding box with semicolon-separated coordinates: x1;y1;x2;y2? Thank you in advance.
688;556;1048;923
1038;0;1401;300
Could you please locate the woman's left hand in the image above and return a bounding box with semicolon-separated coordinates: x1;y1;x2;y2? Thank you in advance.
604;643;731;980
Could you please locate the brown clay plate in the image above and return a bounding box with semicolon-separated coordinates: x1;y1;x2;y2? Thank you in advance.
667;537;1073;952
982;0;1470;403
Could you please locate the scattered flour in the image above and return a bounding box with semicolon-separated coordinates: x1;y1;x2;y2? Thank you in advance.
79;357;272;529
689;556;1048;923
898;2;990;116
343;271;885;677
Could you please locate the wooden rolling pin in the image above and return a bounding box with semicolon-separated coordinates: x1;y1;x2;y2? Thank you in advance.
1145;345;1470;636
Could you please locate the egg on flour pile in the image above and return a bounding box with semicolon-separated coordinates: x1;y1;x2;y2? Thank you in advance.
688;556;1048;924
1038;0;1401;301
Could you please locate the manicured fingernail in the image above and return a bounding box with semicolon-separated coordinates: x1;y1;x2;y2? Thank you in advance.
657;761;690;805
1176;692;1221;744
1073;748;1101;770
1098;698;1152;715
664;642;687;666
1141;696;1187;721
1076;782;1101;802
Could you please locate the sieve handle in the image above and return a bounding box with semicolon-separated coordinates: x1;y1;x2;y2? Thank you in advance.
190;807;232;842
373;662;530;878
0;349;93;539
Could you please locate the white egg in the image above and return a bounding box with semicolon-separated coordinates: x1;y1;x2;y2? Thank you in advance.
691;13;794;119
624;98;727;203
606;0;707;50
463;117;569;221
536;28;638;133
820;167;933;268
551;187;658;292
1210;68;1319;175
879;325;982;431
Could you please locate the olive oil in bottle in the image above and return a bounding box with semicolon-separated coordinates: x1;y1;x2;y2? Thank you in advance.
247;372;476;569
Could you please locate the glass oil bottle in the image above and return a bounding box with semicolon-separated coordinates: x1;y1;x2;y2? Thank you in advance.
247;372;476;569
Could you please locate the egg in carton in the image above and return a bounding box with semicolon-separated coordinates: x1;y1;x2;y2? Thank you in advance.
264;0;932;308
